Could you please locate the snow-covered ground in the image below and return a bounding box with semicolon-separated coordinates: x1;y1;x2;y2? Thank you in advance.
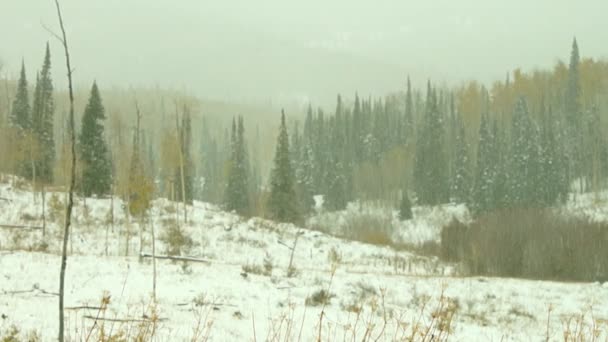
307;201;470;246
1;177;608;341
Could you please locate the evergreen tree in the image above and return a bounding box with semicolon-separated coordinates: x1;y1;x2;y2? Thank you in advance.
413;82;449;205
224;116;250;215
491;119;509;209
565;38;583;191
352;94;364;163
471;112;495;214
79;82;112;196
10;61;31;132
404;76;414;144
539;104;563;204
31;43;55;183
295;135;315;214
450;117;471;204
506;97;541;207
267;110;299;223
399;189;413;220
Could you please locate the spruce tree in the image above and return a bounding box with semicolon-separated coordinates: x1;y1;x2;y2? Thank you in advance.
31;44;55;183
450;117;471;204
566;38;583;191
79;82;112;196
267;110;299;223
10;61;31;132
224;116;250;215
471;112;495;214
413;82;449;205
295;138;315;214
404;76;414;144
539;104;562;204
506;97;541;207
399;189;413;220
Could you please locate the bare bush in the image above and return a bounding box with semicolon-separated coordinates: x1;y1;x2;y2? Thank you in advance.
344;212;393;245
440;208;608;281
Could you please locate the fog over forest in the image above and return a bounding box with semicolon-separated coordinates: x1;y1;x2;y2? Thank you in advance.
2;0;607;106
5;2;608;341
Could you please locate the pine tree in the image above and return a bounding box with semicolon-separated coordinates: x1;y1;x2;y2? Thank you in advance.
79;82;112;197
506;97;541;207
565;38;583;191
10;61;31;132
413;82;449;205
404;77;414;144
450;117;471;204
471;112;495;214
267;110;299;223
295;138;315;214
31;43;55;183
224;116;250;216
399;189;413;220
539;104;562;204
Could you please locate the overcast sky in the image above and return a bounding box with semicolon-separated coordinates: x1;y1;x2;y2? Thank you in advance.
1;0;607;105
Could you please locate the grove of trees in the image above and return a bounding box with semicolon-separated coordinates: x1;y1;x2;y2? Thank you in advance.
1;38;607;224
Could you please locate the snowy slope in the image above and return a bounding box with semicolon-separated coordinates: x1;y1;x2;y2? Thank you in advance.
1;177;608;341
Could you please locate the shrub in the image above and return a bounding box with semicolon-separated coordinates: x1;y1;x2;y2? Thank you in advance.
343;207;394;246
48;193;65;223
305;289;333;307
440;208;608;281
439;219;469;262
399;192;413;220
160;221;193;256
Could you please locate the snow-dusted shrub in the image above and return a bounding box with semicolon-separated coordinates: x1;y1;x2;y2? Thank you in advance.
48;193;65;223
160;220;193;256
0;324;40;342
305;289;334;307
241;253;274;277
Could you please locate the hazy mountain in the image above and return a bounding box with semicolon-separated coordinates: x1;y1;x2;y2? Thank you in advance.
1;0;607;106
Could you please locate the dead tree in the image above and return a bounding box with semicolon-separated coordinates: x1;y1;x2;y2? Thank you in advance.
48;1;76;340
175;104;187;224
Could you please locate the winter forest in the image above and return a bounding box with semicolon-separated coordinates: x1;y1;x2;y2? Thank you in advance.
2;1;608;341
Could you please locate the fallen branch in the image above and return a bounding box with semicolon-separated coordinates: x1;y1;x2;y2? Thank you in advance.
175;302;236;307
82;315;167;323
0;224;43;230
0;197;10;202
65;306;103;311
140;253;212;265
2;288;59;296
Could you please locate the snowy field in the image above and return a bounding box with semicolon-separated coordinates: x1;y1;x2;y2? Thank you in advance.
2;178;608;341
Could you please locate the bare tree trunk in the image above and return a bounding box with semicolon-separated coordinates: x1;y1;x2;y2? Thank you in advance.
175;107;187;224
139;215;144;261
30;133;37;205
53;1;76;340
42;185;46;238
110;187;114;233
125;213;131;257
151;216;157;302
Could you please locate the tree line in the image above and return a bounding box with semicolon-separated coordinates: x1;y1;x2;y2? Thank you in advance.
1;38;607;224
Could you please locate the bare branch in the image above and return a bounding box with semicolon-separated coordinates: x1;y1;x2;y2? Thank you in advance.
41;21;65;44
